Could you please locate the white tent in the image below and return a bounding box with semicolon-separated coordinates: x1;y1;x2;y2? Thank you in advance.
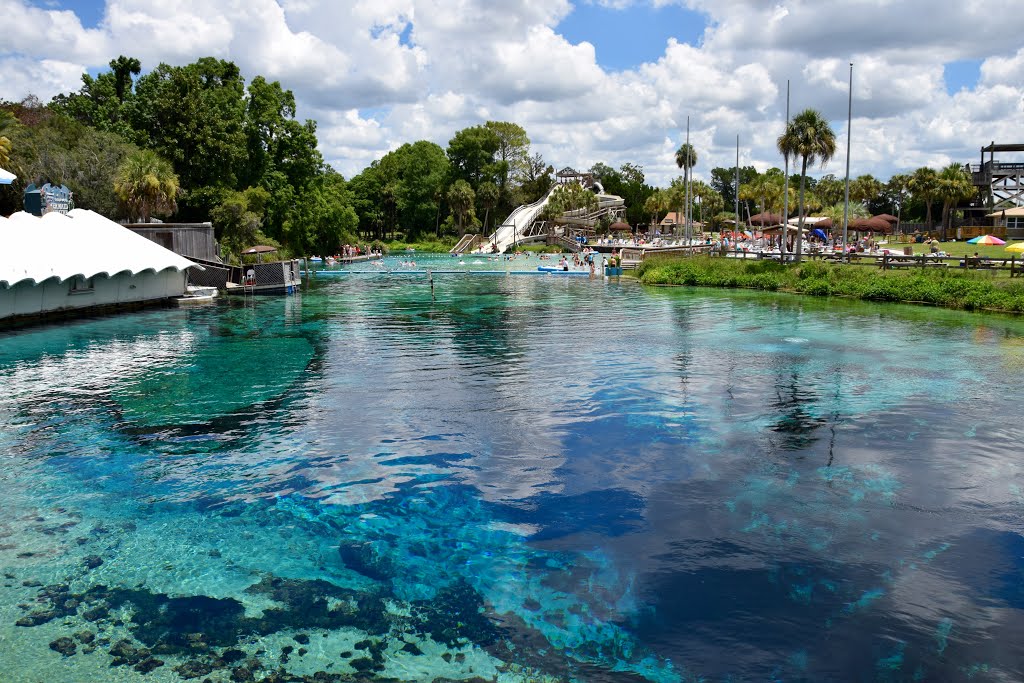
0;167;15;184
986;206;1024;218
1;209;201;322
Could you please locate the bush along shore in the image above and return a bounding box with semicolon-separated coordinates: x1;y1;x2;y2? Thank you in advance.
636;256;1024;313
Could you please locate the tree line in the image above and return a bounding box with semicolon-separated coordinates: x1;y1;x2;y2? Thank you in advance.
0;59;978;259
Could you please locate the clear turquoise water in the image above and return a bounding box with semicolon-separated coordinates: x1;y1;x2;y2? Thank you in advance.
2;271;1024;682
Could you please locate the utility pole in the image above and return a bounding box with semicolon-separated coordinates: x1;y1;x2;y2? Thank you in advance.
782;80;791;260
842;62;853;262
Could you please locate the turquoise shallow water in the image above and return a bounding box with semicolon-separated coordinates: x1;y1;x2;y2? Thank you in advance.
2;271;1024;682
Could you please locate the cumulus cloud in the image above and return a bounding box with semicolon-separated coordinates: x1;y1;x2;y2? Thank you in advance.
2;0;1024;186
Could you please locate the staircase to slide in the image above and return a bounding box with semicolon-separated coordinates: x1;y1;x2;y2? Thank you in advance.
450;233;480;255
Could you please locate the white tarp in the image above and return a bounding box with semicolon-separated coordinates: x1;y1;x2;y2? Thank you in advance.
0;167;15;184
0;209;200;287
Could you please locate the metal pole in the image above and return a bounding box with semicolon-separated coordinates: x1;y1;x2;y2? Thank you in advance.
735;135;740;241
782;80;790;260
842;62;853;262
685;116;691;244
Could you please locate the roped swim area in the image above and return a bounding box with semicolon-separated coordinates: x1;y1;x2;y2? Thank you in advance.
1;271;1024;682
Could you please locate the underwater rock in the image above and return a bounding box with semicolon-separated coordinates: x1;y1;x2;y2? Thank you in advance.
134;657;164;673
230;667;255;682
349;657;374;672
49;637;77;656
16;610;58;626
400;641;423;656
109;638;147;666
83;555;104;570
294;633;310;644
75;630;95;644
337;541;395;581
413;580;497;647
221;649;246;664
173;660;214;679
21;579;41;587
81;605;109;622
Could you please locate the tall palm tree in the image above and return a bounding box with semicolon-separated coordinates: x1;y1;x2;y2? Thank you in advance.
885;173;911;234
447;180;475;232
477;181;499;234
936;163;974;239
777;109;837;261
675;143;697;239
909;167;939;231
113;149;180;222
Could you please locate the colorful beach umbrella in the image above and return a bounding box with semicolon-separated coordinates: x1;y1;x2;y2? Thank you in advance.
1006;242;1024;253
967;235;1006;245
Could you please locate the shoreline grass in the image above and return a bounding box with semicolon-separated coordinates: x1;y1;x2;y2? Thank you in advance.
636;255;1024;313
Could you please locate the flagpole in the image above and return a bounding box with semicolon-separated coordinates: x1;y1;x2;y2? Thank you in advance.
685;116;691;243
781;80;790;261
842;62;853;263
735;135;740;241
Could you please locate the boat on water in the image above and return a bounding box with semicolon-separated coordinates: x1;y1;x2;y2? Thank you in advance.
174;285;218;306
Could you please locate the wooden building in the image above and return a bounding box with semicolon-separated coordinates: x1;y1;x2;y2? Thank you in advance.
127;222;219;261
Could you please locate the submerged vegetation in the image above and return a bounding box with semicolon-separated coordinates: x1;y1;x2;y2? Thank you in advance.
637;256;1024;313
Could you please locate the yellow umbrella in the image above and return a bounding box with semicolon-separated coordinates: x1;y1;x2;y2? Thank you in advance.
1006;242;1024;253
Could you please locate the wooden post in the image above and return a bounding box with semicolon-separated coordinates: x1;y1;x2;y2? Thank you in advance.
1011;255;1016;278
883;253;889;270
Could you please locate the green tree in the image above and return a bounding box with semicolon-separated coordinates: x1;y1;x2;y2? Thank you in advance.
447;125;500;188
814;173;845;207
675;143;697;238
109;55;141;103
710;165;758;212
447;179;476;232
542;182;599;222
477;181;499;233
514;151;553;205
128;58;247;199
693;182;724;227
936;163;974;239
485;121;529;211
211;186;269;258
113;148;180;222
884;173;911;227
0;110;14;167
283;171;359;257
909;166;940;230
850;174;884;207
777;108;837;260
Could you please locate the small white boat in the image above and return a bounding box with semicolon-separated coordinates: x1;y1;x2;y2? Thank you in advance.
174;285;218;306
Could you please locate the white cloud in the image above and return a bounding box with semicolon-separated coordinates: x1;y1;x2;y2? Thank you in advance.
2;0;1023;187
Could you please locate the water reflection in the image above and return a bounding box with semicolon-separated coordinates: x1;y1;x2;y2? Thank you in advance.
2;277;1024;682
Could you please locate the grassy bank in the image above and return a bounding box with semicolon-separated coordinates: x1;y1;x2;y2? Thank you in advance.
636;256;1024;313
385;237;458;253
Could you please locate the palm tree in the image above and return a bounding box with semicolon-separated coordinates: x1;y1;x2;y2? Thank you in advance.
909;167;939;231
0;111;15;167
885;173;911;234
447;180;475;232
936;163;974;239
777;109;837;261
850;174;884;208
113;149;180;222
675;143;697;239
477;181;499;234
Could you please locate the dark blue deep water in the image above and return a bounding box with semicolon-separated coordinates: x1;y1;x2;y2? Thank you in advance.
2;266;1024;682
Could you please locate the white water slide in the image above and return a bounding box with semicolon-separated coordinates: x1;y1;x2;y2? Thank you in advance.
484;185;558;254
483;186;625;254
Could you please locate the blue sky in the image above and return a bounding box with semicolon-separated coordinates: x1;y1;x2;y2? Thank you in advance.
556;2;707;71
